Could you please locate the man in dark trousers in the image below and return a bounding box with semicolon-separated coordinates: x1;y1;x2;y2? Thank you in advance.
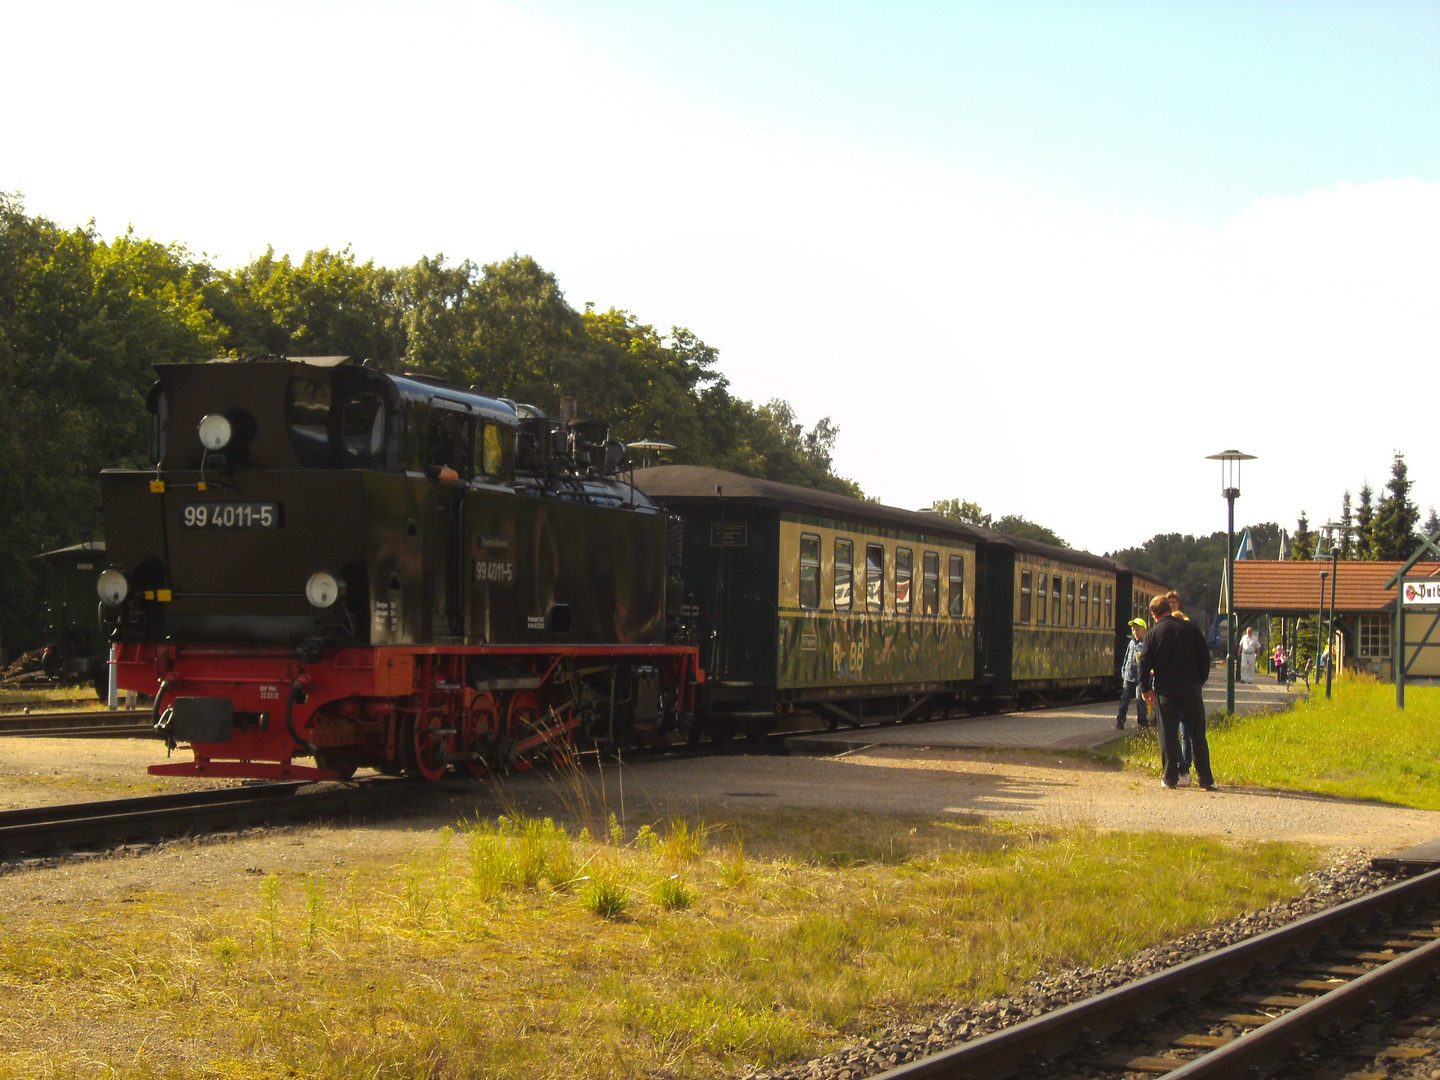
1140;594;1217;791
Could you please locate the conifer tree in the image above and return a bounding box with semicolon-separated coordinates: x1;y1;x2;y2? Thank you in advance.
1369;452;1420;561
1290;511;1315;561
1355;483;1375;558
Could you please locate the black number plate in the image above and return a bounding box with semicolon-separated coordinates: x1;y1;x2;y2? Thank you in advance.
182;503;280;529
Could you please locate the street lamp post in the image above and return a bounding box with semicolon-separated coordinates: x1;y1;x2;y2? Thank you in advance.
1207;450;1255;715
1326;554;1338;697
1317;570;1328;683
1319;522;1352;700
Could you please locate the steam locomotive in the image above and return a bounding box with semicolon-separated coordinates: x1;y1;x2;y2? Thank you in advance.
97;355;1164;782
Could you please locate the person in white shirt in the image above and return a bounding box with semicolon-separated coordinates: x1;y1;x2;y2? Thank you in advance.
1239;626;1261;683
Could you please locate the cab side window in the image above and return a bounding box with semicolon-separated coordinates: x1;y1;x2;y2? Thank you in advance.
427;406;472;479
475;421;511;481
338;390;386;464
287;375;333;467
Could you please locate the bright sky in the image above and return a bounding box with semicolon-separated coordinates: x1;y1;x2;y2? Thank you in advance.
6;0;1437;555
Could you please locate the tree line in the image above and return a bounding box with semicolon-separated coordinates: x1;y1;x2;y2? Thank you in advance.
0;194;857;654
926;498;1068;548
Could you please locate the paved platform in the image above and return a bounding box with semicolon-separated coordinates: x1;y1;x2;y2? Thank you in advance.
785;670;1300;755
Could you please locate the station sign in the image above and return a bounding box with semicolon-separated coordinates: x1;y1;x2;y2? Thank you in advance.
1402;580;1440;605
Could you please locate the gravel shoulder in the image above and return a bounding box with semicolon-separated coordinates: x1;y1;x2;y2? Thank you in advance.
4;734;1437;861
0;734;1436;927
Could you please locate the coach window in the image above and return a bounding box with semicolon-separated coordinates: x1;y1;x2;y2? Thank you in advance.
922;551;939;615
1052;575;1062;626
1104;584;1113;628
799;534;821;611
866;543;885;612
1078;581;1090;627
1093;584;1103;628
895;548;913;613
1019;570;1033;623
1036;572;1048;625
834;539;854;612
1066;577;1076;626
948;555;965;617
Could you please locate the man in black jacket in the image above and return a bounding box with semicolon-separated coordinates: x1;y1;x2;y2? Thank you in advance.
1140;594;1217;791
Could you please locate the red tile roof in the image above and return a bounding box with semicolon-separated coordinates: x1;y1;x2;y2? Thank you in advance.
1231;559;1440;615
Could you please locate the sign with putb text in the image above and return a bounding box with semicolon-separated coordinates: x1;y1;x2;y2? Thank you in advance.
1402;580;1440;605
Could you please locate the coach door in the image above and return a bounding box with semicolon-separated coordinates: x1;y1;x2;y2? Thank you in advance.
426;401;472;643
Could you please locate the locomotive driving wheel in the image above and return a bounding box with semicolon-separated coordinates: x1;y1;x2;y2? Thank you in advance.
499;688;578;769
400;711;448;781
499;689;543;770
459;691;500;777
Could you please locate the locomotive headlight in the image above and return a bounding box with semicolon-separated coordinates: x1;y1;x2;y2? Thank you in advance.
197;413;233;451
305;571;343;609
97;569;130;606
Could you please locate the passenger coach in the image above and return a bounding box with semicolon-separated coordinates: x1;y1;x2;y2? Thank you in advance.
633;466;993;734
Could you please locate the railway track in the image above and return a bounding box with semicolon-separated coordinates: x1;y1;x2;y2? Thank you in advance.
0;779;407;860
860;866;1440;1080
0;707;153;738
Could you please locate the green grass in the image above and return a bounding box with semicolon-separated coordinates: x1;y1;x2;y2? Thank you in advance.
1115;674;1440;809
0;813;1319;1080
0;685;98;709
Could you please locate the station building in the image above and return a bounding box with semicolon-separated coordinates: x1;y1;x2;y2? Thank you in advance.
1227;559;1440;681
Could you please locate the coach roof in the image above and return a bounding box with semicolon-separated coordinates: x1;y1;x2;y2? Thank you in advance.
631;465;1003;548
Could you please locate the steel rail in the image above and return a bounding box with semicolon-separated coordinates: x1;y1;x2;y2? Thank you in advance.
0;780;402;858
1165;934;1440;1077
0;708;152;737
867;867;1440;1080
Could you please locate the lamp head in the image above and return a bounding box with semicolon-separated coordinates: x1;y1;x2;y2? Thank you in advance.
1206;449;1256;499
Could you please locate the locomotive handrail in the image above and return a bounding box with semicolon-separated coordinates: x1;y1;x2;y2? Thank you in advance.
284;678;317;758
151;678;176;746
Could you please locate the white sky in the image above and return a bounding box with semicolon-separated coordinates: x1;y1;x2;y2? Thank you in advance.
5;0;1437;554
